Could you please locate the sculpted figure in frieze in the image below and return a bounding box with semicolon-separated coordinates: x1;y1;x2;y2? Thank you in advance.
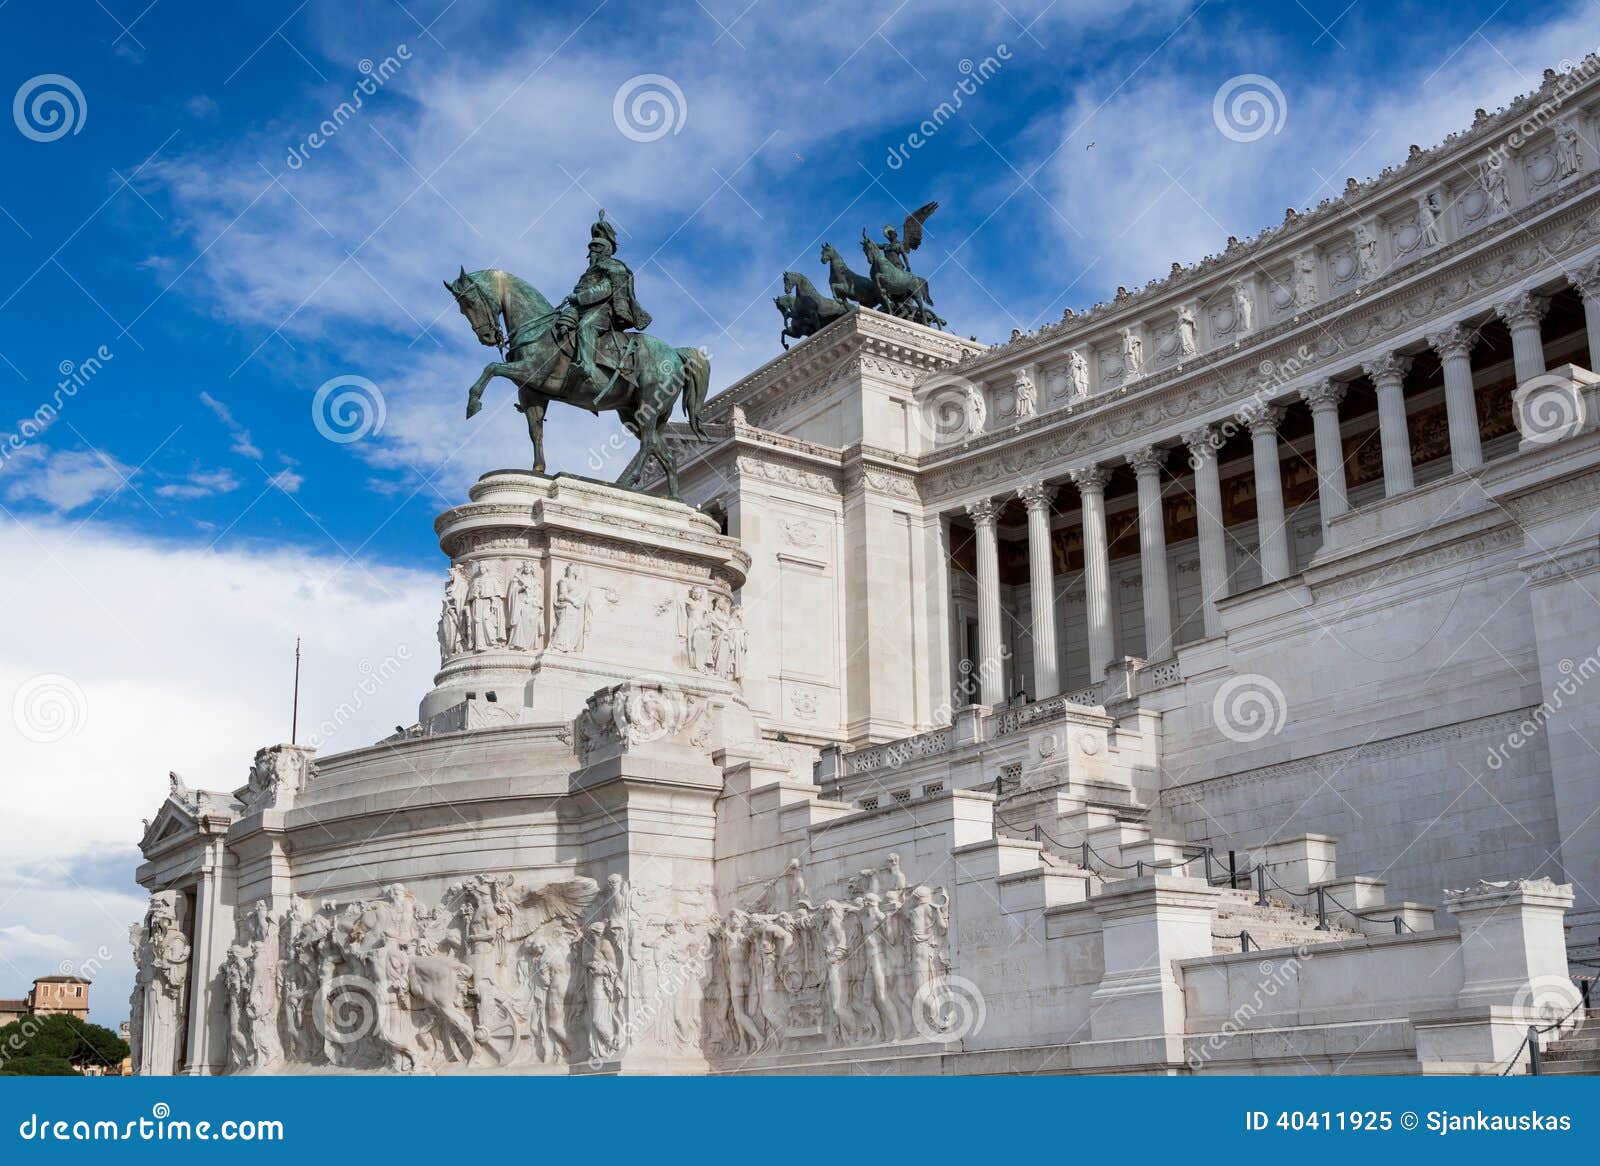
1556;119;1583;180
1176;305;1198;356
1232;280;1254;334
438;562;468;661
1419;191;1445;248
221;900;282;1072
1067;349;1089;400
207;874;623;1073
504;560;545;651
1355;222;1381;280
125;922;145;1072
712;595;747;684
700;855;955;1060
1013;367;1037;416
239;743;314;814
465;560;506;651
550;563;618;653
132;891;191;1076
1479;153;1510;212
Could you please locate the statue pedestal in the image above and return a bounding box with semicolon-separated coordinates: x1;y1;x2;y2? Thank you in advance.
422;472;754;740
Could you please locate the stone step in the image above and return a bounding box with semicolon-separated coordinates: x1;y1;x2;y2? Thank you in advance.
1537;1059;1600;1075
1543;1035;1600;1058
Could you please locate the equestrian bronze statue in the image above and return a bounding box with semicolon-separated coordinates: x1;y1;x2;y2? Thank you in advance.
446;212;709;500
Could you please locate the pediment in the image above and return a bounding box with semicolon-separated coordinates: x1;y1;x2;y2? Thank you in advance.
139;798;198;852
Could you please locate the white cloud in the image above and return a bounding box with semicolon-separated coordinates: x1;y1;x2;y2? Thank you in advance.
1038;4;1600;289
198;390;263;460
1;447;132;513
0;518;441;1024
154;467;240;499
268;467;304;494
140;2;1176;489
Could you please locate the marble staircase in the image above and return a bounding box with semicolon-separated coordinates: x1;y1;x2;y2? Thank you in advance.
1533;1010;1600;1075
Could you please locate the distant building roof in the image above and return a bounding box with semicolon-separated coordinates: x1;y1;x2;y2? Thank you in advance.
32;976;90;984
0;999;27;1012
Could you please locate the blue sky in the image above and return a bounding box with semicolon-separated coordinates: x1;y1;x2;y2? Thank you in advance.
1;0;1596;1023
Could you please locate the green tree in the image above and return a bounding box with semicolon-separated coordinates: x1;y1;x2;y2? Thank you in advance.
0;1014;129;1076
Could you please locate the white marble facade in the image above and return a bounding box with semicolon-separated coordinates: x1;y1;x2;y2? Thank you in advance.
134;66;1600;1076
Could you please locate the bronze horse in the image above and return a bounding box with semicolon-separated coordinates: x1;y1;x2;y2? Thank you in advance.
446;267;709;500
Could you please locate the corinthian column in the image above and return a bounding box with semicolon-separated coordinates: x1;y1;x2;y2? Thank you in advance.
1068;464;1115;682
964;497;1004;707
1182;427;1228;639
1298;379;1348;526
1363;353;1415;497
1016;482;1060;699
1428;324;1483;473
1570;258;1600;373
1495;291;1550;386
1242;402;1290;582
1125;446;1173;661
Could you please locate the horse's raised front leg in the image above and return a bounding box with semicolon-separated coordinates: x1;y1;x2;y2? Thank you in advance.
466;360;534;419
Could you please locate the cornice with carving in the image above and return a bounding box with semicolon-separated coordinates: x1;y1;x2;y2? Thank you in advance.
920;184;1600;504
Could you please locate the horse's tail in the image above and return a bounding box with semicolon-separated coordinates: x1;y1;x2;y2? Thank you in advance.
678;346;711;439
922;277;935;305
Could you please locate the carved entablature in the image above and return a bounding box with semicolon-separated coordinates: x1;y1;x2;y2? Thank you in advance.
734;452;842;498
703;309;985;431
978;63;1600;358
917;172;1600;506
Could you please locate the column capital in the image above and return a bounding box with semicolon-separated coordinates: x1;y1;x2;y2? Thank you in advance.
1068;463;1112;494
1125;445;1166;476
964;497;1001;527
1570;256;1600;299
1427;323;1478;362
1015;481;1054;511
1239;400;1284;434
1298;378;1347;412
1181;425;1219;458
1362;352;1413;387
1495;290;1550;329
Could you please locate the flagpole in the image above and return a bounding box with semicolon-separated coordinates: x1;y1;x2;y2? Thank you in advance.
291;637;302;745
